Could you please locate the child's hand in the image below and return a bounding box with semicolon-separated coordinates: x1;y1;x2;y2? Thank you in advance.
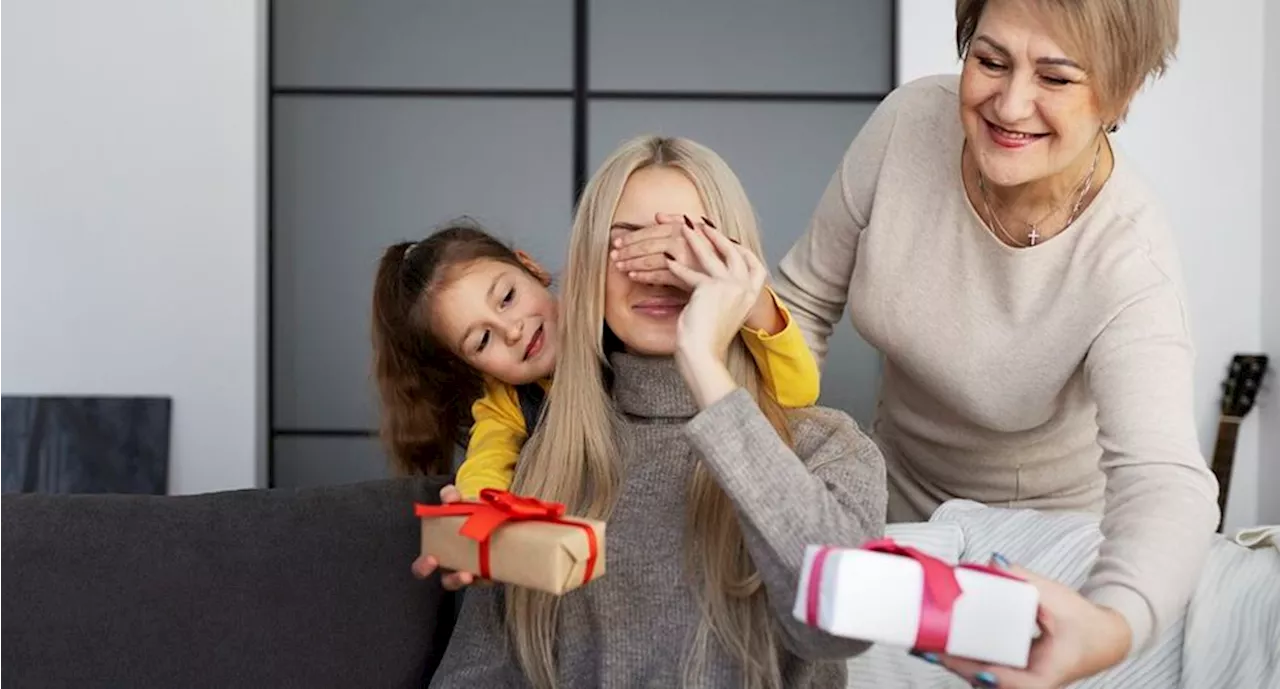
411;484;479;590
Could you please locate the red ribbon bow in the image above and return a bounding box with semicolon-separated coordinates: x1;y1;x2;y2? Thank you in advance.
414;489;599;584
804;538;1022;654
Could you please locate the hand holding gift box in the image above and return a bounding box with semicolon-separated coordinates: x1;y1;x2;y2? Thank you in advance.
414;488;605;595
794;538;1039;668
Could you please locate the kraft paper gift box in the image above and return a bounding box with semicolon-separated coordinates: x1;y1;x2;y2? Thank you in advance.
415;489;605;595
793;538;1039;668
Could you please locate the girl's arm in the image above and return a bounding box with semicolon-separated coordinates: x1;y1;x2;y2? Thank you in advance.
740;286;821;408
457;380;527;499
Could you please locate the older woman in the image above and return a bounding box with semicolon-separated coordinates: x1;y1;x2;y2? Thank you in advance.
427;135;887;689
772;0;1216;686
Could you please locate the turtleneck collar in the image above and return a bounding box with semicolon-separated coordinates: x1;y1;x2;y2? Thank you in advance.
608;351;699;420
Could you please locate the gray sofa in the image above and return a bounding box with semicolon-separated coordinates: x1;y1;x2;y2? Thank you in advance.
2;476;460;688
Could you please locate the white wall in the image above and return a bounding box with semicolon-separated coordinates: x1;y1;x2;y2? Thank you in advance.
1262;2;1280;524
1;0;267;494
897;0;1269;531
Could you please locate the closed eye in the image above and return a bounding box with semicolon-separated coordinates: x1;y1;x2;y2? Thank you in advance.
977;57;1006;72
501;287;515;307
476;330;491;352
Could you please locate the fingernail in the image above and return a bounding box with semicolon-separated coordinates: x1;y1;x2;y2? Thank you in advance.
991;552;1011;569
683;215;695;230
909;650;940;664
701;216;717;229
975;671;998;687
664;252;676;260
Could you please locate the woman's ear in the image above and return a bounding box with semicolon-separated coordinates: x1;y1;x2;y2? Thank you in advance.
1105;94;1137;135
515;250;553;286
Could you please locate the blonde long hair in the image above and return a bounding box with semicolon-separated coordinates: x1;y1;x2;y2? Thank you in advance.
506;135;793;689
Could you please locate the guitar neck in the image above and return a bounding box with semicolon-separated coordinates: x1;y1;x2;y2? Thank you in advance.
1210;417;1242;529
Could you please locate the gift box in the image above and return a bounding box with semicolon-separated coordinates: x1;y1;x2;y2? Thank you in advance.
414;489;605;595
793;538;1039;668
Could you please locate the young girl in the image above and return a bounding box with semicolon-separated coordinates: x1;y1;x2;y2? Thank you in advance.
371;218;822;499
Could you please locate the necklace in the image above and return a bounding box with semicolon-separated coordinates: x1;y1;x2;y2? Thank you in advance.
977;139;1101;247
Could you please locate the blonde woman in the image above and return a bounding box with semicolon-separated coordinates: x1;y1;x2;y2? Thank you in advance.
767;0;1213;686
426;135;887;689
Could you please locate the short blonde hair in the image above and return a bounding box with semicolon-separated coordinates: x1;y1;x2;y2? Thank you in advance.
955;0;1179;125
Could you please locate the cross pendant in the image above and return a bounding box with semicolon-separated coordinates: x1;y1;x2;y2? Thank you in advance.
1027;227;1041;246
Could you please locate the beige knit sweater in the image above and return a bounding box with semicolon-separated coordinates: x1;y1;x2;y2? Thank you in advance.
774;74;1219;654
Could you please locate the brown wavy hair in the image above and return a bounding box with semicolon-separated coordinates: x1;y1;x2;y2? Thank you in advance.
370;220;534;476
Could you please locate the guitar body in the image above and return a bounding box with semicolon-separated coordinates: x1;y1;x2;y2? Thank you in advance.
1211;354;1268;532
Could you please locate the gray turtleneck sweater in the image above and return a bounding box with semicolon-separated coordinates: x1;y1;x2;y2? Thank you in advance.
428;353;887;689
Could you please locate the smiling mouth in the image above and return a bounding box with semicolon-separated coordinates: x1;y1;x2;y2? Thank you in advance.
633;297;688;319
985;118;1049;148
523;325;545;361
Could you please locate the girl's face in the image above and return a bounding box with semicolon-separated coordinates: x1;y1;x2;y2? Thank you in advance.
428;257;559;385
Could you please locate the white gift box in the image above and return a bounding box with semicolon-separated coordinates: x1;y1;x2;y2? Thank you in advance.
793;541;1040;668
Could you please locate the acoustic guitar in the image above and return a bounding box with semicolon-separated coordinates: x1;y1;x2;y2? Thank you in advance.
1211;353;1269;532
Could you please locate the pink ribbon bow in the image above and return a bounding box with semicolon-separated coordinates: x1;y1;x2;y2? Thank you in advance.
804;538;1023;653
